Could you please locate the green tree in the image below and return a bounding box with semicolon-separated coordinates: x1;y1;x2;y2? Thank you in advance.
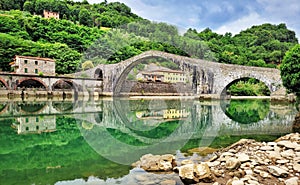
280;44;300;95
79;8;93;27
82;60;94;70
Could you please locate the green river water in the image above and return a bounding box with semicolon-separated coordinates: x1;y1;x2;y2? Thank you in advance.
0;98;298;185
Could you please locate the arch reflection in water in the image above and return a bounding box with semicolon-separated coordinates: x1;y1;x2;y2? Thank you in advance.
19;102;47;114
223;99;270;124
78;98;220;165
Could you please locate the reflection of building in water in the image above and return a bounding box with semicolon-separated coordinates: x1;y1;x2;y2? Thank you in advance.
136;109;189;120
12;116;56;134
163;109;190;119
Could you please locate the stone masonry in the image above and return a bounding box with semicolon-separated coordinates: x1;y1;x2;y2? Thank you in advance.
87;50;286;98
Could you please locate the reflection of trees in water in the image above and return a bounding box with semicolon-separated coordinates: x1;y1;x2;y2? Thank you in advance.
106;128;147;146
225;99;270;124
128;99;184;111
20;103;46;113
0;103;7;113
129;120;180;139
52;102;74;112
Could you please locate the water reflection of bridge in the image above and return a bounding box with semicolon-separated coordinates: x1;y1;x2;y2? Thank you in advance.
1;99;297;137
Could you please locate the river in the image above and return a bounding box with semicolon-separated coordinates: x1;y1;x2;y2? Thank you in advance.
0;98;298;184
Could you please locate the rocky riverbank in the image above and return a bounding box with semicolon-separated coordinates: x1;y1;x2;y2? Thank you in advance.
132;133;300;185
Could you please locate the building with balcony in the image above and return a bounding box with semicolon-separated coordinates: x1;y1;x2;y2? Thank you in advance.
10;55;56;76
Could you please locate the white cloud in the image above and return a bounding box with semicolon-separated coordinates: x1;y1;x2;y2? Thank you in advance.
214;12;266;35
87;0;300;39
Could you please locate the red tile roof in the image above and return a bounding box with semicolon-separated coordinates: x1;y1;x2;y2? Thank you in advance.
15;55;55;62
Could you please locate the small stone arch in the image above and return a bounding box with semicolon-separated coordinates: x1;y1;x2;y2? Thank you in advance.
52;79;81;99
0;78;9;90
220;77;271;98
17;78;48;90
52;80;74;90
94;68;103;80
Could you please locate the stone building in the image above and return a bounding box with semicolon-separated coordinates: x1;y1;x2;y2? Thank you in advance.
136;69;187;83
43;10;59;19
137;71;164;82
10;55;56;76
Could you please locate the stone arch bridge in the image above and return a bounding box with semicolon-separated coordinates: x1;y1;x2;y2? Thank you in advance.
88;50;286;98
0;73;103;99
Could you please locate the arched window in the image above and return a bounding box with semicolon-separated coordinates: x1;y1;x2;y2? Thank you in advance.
94;68;103;80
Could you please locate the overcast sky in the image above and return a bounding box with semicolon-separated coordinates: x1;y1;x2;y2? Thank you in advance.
88;0;300;39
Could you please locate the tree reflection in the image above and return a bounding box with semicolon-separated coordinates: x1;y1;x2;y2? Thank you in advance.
224;99;270;124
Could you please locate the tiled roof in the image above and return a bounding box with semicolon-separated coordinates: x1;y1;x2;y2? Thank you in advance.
15;55;55;62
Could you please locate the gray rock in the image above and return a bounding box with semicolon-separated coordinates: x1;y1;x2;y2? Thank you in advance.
136;154;175;171
177;164;195;183
277;140;300;149
293;162;300;172
267;166;289;178
260;146;274;151
267;151;282;160
177;163;214;183
232;179;244;185
281;149;295;158
237;153;250;163
220;152;235;162
226;158;241;171
284;177;299;185
259;171;271;178
276;159;290;164
194;163;214;182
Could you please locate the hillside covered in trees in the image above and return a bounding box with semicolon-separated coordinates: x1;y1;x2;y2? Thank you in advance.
0;0;298;78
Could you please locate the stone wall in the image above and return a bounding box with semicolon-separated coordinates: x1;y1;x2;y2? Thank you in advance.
120;81;193;95
87;51;285;98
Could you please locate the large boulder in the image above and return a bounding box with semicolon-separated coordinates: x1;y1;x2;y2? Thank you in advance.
132;154;175;171
176;163;214;184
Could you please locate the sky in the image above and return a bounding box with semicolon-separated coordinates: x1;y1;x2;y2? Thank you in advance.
88;0;300;39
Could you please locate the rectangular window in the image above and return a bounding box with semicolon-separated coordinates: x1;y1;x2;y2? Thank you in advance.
36;117;39;122
24;60;28;64
24;68;28;73
35;69;38;74
25;118;29;122
35;61;38;65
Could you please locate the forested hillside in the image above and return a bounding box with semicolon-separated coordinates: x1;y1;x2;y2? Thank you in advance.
0;0;298;78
